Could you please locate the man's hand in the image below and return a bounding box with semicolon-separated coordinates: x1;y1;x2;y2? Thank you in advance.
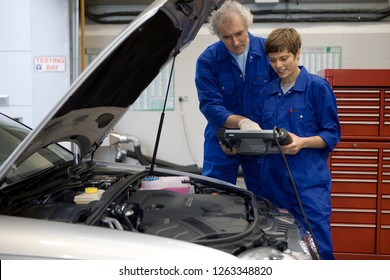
238;118;261;130
219;141;238;155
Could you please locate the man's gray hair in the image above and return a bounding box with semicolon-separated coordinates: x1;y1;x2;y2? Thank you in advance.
208;0;253;37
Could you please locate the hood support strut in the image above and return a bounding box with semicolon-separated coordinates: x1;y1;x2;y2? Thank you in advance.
149;50;180;176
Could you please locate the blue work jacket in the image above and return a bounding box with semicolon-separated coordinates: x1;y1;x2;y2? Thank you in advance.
255;66;340;152
196;33;274;138
254;66;341;260
195;33;275;190
195;33;275;153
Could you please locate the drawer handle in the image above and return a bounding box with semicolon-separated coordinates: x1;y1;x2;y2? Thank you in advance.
334;149;378;152
332;208;376;213
331;223;375;228
337;98;380;101
332;170;377;174
331;193;377;198
332;156;377;160
335;90;380;93
338;106;379;110
332;179;377;183
340;121;379;124
338;114;379;117
332;164;378;167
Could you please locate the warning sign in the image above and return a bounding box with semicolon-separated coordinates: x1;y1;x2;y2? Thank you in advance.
34;56;66;72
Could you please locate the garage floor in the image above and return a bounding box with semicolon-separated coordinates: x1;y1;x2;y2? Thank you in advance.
236;176;246;189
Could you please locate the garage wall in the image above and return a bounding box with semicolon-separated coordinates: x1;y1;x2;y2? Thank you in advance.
91;21;390;167
1;2;388;168
0;0;70;127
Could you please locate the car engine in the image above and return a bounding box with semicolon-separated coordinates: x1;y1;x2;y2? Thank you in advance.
0;164;316;260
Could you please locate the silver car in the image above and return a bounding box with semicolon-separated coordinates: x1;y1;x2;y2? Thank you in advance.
0;0;316;260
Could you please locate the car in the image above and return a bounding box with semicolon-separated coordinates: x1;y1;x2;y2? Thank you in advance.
0;0;317;260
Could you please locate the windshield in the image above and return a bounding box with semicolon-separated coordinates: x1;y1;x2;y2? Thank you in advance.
0;114;74;184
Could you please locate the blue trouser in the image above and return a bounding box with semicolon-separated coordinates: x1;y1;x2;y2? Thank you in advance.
260;154;335;260
202;141;263;196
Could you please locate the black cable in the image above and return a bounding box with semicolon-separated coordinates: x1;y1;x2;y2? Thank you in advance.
272;126;321;260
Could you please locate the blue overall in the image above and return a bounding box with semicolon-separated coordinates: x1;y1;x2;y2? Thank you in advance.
195;33;275;195
254;66;341;259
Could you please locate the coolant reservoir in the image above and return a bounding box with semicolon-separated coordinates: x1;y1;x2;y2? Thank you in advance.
140;176;194;194
74;187;105;204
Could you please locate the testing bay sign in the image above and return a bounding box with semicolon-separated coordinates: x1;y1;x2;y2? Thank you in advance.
34;56;66;72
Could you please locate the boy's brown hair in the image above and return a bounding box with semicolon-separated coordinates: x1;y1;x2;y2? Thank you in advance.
265;28;302;56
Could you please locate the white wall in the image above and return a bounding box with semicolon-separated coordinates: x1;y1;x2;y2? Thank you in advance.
0;0;70;127
91;21;390;167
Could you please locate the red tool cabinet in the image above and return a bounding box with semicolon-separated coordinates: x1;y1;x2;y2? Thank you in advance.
319;69;390;259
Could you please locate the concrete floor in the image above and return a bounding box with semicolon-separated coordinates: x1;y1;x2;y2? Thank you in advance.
236;177;246;189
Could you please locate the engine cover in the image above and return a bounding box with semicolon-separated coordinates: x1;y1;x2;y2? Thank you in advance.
128;190;250;241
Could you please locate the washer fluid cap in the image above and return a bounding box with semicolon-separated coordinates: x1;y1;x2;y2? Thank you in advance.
85;187;98;194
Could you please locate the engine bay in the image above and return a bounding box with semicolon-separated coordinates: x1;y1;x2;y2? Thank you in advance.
0;164;312;257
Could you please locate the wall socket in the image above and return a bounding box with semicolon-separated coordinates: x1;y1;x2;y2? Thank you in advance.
178;96;188;102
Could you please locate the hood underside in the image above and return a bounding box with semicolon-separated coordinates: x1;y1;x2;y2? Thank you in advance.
0;0;223;179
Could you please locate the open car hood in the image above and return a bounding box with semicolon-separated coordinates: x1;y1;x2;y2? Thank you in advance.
0;0;223;179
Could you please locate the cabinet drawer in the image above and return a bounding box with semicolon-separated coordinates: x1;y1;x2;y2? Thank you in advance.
331;194;377;209
381;149;390;194
381;182;390;195
381;211;390;224
331;209;376;224
383;90;390;137
335;89;380;137
382;196;390;210
332;180;377;194
331;225;375;253
341;125;379;137
331;146;378;194
380;226;390;254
